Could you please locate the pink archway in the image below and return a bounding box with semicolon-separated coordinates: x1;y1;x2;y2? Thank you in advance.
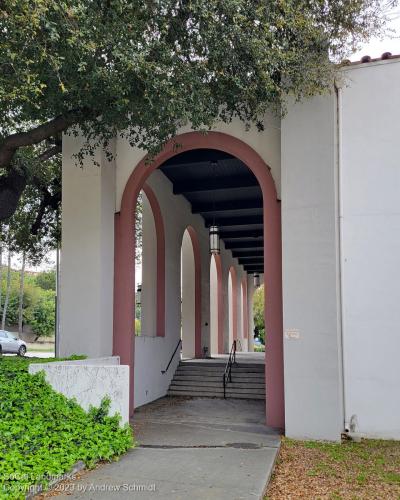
114;131;284;428
228;266;238;342
142;184;165;338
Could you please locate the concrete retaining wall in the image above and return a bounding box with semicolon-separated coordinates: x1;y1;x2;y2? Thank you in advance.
28;357;129;424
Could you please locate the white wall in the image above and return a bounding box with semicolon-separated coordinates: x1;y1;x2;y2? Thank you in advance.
281;93;344;441
60;135;115;358
340;59;400;439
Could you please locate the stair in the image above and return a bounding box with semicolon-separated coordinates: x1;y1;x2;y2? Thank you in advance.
167;360;265;400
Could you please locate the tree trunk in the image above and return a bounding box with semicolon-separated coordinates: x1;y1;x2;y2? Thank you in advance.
18;252;26;335
1;251;12;330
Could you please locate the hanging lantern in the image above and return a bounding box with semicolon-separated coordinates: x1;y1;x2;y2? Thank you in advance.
209;225;220;255
254;273;260;288
136;283;142;306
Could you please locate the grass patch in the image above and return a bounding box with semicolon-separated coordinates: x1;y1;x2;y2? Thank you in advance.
266;437;400;499
0;356;134;499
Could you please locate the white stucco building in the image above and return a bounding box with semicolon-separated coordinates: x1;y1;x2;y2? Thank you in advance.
60;55;400;441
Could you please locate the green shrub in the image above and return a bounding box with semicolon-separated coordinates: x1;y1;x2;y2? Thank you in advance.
0;357;134;499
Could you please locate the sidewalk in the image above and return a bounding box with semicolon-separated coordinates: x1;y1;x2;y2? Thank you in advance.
54;397;281;499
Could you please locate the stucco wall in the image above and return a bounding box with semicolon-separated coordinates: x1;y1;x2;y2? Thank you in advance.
60;135;115;359
281;93;344;441
340;59;400;439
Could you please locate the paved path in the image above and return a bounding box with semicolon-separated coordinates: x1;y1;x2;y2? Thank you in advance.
55;397;280;500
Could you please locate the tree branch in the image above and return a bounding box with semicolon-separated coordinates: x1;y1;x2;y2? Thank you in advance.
0;109;84;169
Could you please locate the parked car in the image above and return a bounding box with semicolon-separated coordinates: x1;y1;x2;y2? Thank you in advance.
254;337;264;347
0;330;27;356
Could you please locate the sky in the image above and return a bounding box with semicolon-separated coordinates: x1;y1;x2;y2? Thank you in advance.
5;4;400;274
350;5;400;61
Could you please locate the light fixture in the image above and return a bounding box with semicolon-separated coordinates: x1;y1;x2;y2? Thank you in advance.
209;225;220;255
254;273;260;288
209;160;220;255
136;283;142;306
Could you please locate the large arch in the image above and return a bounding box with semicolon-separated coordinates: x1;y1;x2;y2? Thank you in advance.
181;226;202;358
114;131;284;427
228;266;238;346
142;183;166;337
210;253;224;354
241;276;249;342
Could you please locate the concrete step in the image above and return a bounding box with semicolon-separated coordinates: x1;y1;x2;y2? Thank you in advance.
170;380;265;389
169;384;265;395
176;366;265;374
167;390;265;400
175;367;265;377
172;375;265;384
181;361;264;369
168;360;266;400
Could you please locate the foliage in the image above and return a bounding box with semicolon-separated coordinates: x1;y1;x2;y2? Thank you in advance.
0;268;55;337
253;285;265;343
135;318;141;336
0;0;396;221
29;290;55;338
0;356;134;499
35;270;56;291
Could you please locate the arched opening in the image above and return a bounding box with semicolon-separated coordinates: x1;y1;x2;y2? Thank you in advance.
228;266;238;348
253;283;265;352
114;131;284;427
241;277;249;350
181;227;198;358
210;253;223;355
134;184;165;338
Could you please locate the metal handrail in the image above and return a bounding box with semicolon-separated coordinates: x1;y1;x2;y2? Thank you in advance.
161;338;182;374
223;340;237;398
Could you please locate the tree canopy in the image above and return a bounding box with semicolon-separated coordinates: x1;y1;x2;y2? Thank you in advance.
0;0;396;223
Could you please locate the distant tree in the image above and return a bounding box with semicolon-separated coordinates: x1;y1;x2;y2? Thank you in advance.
1;0;395;223
18;251;26;334
35;270;56;292
29;291;55;339
253;285;265;344
1;250;12;330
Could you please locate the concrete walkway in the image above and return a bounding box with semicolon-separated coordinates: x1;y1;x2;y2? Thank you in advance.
56;397;280;499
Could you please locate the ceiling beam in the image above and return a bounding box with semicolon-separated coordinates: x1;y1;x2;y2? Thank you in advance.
224;240;264;249
232;250;263;257
220;229;263;239
244;266;264;272
173;176;259;194
192;198;263;214
205;215;263;227
238;257;264;264
162;150;233;167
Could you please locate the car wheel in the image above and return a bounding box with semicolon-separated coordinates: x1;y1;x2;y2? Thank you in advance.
18;345;26;357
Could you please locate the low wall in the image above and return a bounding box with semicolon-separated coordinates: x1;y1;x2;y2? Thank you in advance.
28;357;129;424
134;336;180;408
